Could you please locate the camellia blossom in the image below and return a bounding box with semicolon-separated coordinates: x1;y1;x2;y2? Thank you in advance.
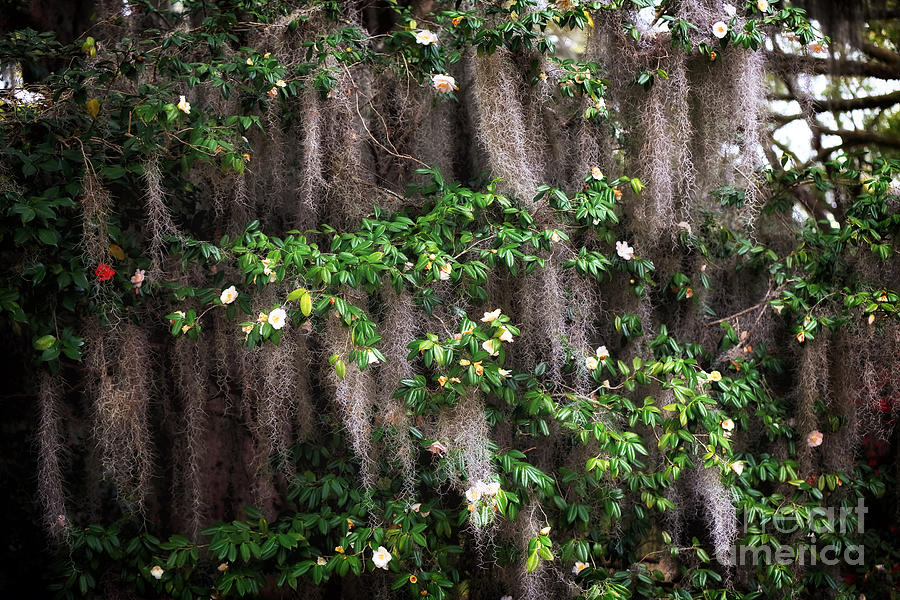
484;481;501;496
591;166;604;180
712;21;728;38
177;95;190;114
615;241;634;260
415;30;438;45
572;561;589;575
595;345;609;360
540;526;551;536
94;263;115;282
432;73;457;93
220;285;238;305
724;3;737;16
708;370;722;382
497;326;514;343
498;368;511;377
730;461;744;475
372;546;392;570
482;309;502;323
150;565;164;579
720;418;735;431
482;339;500;356
757;0;769;11
427;441;448;455
465;485;483;503
806;430;824;448
439;263;452;280
316;557;327;566
268;307;287;330
585;356;599;371
275;79;286;88
131;269;145;292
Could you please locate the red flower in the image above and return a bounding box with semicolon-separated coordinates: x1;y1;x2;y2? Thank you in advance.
94;263;115;282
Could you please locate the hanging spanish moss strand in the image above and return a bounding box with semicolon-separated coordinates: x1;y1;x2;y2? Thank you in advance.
80;170;112;267
692;466;738;567
88;322;155;517
297;87;327;230
142;156;182;275
38;371;70;542
325;304;379;491
173;339;209;539
796;334;830;476
258;334;300;475
376;285;418;498
470;50;544;205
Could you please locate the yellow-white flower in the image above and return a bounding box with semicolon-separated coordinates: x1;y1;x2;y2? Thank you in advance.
367;349;380;364
540;526;551;536
415;30;438;45
246;57;254;66
806;430;824;447
276;79;286;88
724;3;737;16
615;241;634;260
465;485;482;502
177;95;191;114
757;0;769;11
550;230;561;243
482;309;502;323
708;370;722;382
220;285;238;305
439;263;452;280
498;368;511;377
497;326;514;343
591;166;604;180
720;418;735;431
482;339;500;356
150;565;164;579
316;556;327;566
484;481;501;496
268;307;287;330
585;356;599;370
432;74;457;93
730;461;744;475
372;546;392;570
595;345;609;360
572;561;589;575
712;21;728;39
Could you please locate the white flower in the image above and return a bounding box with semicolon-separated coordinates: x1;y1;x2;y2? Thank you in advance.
262;258;273;276
482;309;502;323
439;263;452;280
712;21;728;39
150;565;164;579
554;0;577;11
806;430;824;448
484;481;501;496
268;307;287;330
432;74;457;93
591;166;604;180
498;368;511;378
220;285;238;305
676;220;692;234
316;556;327;565
171;1;184;14
482;339;500;356
585;356;599;370
177;95;191;114
615;241;634;260
372;546;392;570
730;461;744;475
724;3;736;16
497;326;514;343
465;485;483;502
757;0;769;11
550;231;561;243
540;526;551;536
572;561;589;575
366;349;380;364
595;345;609;360
415;30;438;45
411;503;422;513
427;441;448;455
721;418;735;431
275;79;287;88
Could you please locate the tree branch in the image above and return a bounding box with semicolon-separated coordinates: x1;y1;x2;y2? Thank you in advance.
766;52;900;80
768;90;900;113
